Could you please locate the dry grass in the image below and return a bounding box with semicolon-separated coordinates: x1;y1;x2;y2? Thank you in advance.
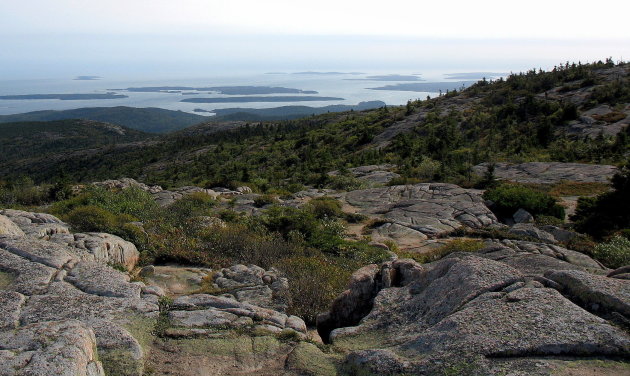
394;238;485;264
592;111;627;123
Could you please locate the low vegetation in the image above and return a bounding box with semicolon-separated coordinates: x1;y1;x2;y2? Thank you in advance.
483;183;565;220
2;61;628;193
46;186;388;324
572;162;630;239
593;236;630;269
395;238;485;264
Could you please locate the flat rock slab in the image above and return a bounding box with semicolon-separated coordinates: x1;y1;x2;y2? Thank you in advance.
473;162;617;184
0;236;76;269
0;209;70;239
169;309;239;328
0;247;57;295
0;291;25;330
329;164;400;185
65;261;141;298
344;183;497;239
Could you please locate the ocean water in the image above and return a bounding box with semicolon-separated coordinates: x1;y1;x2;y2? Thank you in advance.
0;71;477;116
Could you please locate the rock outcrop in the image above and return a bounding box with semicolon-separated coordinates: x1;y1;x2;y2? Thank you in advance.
318;240;629;375
329;164;401;185
0;212;158;375
92;178;163;194
343;183;498;246
473;162;617;184
0;211;312;375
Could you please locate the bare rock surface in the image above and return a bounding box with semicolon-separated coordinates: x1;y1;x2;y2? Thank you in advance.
319;244;629;375
473;162;617;184
0;207;312;375
0;214;24;237
92;177;163;194
0;320;105;376
0;211;158;375
50;232;140;270
343;183;497;242
1;209;70;238
329;164;401;185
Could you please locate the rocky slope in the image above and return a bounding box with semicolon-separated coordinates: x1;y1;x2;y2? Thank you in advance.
1;168;629;375
0;210;314;376
317;242;630;375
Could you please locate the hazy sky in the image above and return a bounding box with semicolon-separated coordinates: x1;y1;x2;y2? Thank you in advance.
2;0;629;79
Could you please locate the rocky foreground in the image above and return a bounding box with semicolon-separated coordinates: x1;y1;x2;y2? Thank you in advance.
1;173;629;375
0;209;311;376
318;241;630;375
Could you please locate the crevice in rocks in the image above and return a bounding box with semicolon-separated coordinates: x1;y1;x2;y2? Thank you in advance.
544;284;630;332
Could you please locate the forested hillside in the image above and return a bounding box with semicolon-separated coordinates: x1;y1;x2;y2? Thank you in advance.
0;106;208;133
1;60;628;190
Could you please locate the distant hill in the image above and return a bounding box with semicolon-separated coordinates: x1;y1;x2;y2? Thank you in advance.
208;101;386;121
0;119;152;177
0;106;208;133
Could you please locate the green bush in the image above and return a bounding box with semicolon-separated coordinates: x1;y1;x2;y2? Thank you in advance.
166;192;216;222
307;197;344;219
253;194;277;208
593;236;630;268
327;174;366;191
0;177;51;207
484;183;565;220
65;205;121;233
51;186;158;221
535;215;564;227
572;162;630;239
275;256;351;325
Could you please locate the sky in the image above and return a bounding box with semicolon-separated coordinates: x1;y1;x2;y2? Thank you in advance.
1;0;630;79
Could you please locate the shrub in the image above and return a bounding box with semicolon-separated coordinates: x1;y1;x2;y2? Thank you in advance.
593;236;630;269
572;162;630;239
327;174;366;191
484;183;565;220
166;192;216;222
535;215;564;227
0;177;50;207
307;197;344;219
65;205;120;233
253;194;277;208
199;224;298;268
275;256;351;325
51;186;158;221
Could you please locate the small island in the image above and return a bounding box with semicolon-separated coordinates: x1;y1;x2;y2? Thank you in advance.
346;74;423;81
181;96;344;103
368;81;476;92
0;93;128;100
123;86;318;95
73;76;102;80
